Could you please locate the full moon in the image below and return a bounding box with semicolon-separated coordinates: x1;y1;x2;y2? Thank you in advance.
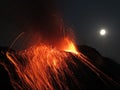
99;29;106;36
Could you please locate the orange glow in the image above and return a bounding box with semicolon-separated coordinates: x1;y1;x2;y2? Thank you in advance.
60;37;79;54
5;35;118;90
65;38;78;54
6;41;78;89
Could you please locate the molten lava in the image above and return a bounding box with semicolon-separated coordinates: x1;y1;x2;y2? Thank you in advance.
3;34;119;90
61;38;78;54
6;37;79;90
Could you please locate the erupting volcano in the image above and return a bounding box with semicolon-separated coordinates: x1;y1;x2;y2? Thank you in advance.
0;0;120;90
5;36;80;90
0;33;119;90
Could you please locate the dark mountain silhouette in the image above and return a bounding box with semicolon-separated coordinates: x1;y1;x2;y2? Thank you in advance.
0;46;120;90
78;45;120;81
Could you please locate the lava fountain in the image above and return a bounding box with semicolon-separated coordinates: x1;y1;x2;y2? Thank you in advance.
6;35;80;90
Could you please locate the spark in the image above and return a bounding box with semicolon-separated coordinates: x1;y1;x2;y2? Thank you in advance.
9;32;25;49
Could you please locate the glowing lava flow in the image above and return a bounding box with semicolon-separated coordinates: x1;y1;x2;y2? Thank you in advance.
5;37;120;90
6;38;79;90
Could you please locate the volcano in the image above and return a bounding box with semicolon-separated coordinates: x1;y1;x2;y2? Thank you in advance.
0;45;120;90
1;0;120;89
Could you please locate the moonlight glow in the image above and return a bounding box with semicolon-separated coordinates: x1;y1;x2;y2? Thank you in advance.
99;29;106;36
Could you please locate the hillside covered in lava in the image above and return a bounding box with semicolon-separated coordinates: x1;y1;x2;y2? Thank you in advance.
0;45;120;90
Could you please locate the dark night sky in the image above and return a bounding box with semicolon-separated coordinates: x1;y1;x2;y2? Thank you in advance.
0;0;120;63
55;0;120;64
